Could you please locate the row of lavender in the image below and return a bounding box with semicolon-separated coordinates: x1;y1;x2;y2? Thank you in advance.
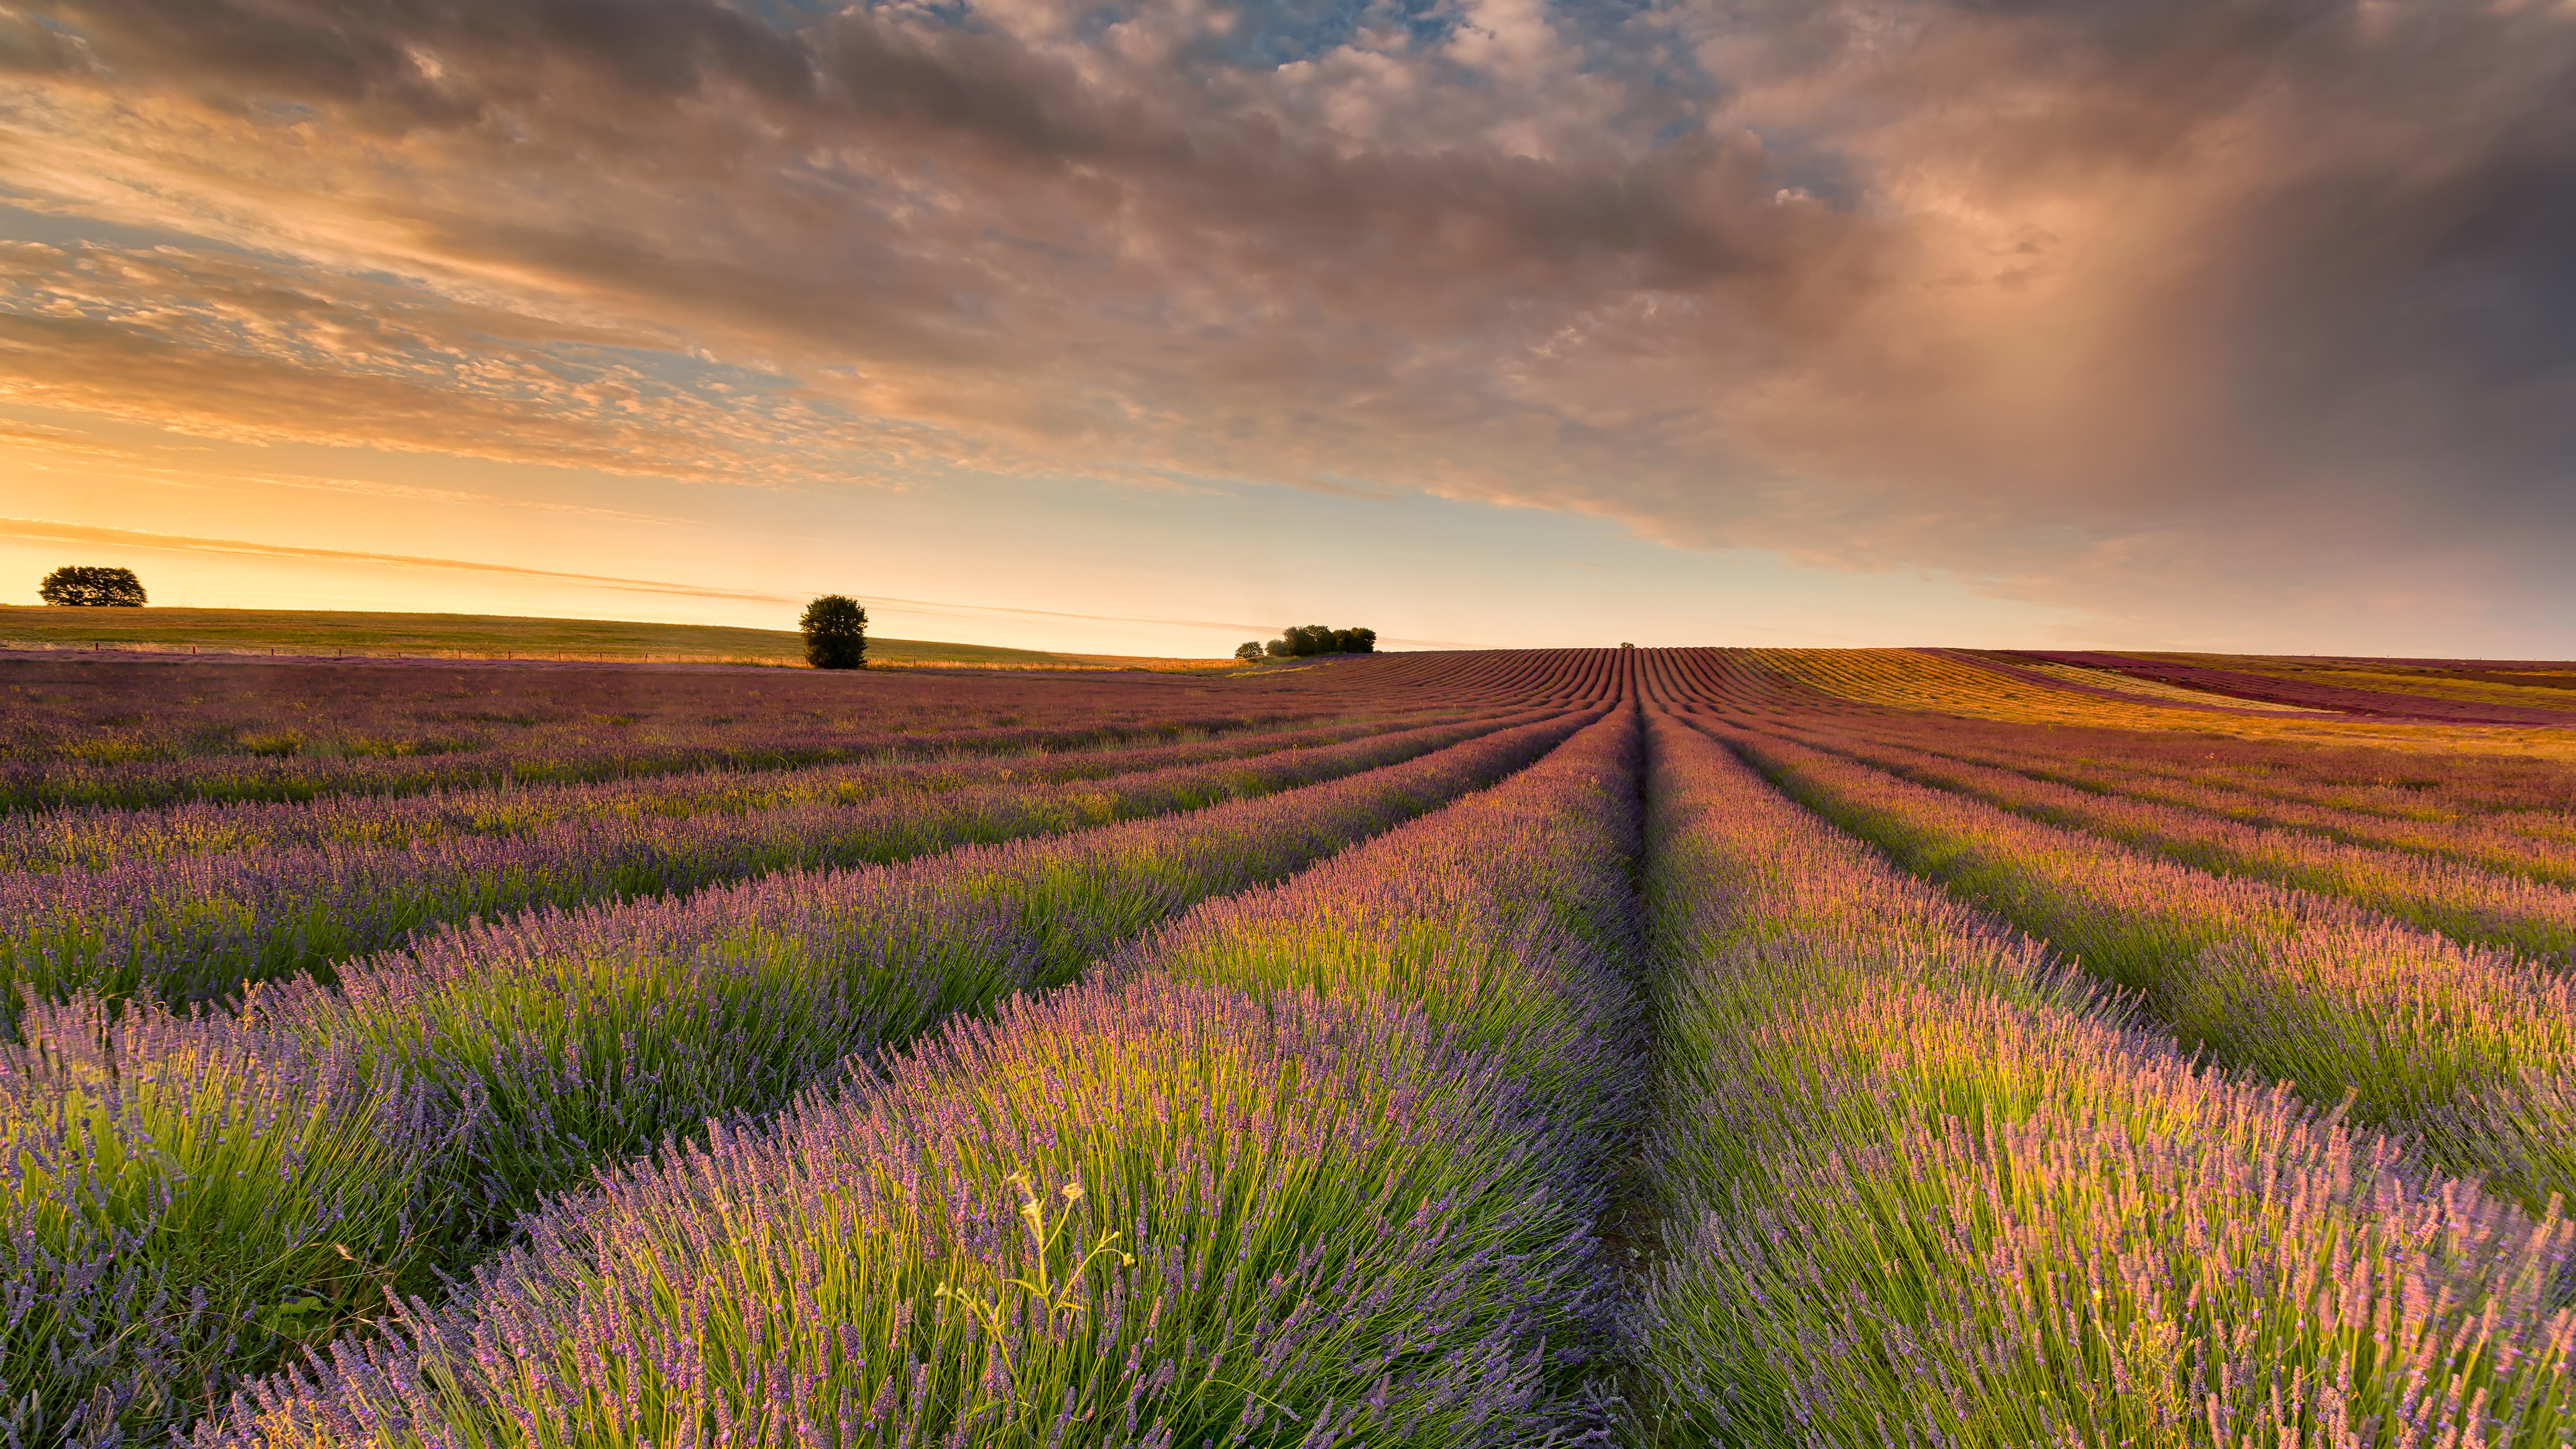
3;688;1336;813
1246;647;1638;708
186;702;2576;1446
1633;708;2576;1441
1695;716;2576;1222
8;711;1596;1443
0;706;1517;1027
1638;645;2576;818
4;647;1621;813
1691;641;2576;934
1781;713;2576;951
1725;649;2576;820
1825;706;2576;820
1841;712;2576;867
0;708;1496;873
193;708;1648;1446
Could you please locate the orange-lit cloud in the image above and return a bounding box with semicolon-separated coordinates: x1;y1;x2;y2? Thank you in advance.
3;0;2573;647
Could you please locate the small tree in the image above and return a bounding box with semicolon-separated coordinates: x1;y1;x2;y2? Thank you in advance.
1265;638;1293;657
38;566;146;607
1333;627;1377;655
1232;641;1265;661
800;594;868;670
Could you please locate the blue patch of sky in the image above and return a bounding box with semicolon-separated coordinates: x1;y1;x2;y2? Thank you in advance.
1741;131;1867;211
248;99;322;127
1200;0;1464;68
0;197;268;260
730;0;1477;64
723;0;843;29
737;0;1739;127
549;342;803;394
979;226;1099;267
807;0;1469;66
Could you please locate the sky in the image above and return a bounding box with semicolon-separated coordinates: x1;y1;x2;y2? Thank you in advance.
1;0;2572;656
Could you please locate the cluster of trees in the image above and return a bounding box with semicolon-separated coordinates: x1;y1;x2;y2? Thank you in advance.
1234;624;1375;662
38;566;147;606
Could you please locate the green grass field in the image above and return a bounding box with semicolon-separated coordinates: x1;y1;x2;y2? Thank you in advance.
0;606;1238;671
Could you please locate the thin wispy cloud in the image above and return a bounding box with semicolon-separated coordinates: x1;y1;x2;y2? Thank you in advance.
233;472;692;527
0;518;805;604
0;518;1306;636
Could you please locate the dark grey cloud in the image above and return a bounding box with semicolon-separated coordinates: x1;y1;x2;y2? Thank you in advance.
5;0;2575;646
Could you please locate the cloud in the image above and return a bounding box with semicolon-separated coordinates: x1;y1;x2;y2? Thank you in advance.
0;517;1299;633
229;470;692;525
0;417;140;460
0;241;989;484
3;0;2573;645
0;516;808;602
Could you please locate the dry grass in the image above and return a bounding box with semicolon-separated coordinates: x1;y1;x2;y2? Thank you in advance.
0;606;1236;672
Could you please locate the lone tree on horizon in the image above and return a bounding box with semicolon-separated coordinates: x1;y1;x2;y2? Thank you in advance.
800;594;868;669
38;566;146;607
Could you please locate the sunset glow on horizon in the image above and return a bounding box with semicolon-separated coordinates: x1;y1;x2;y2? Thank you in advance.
4;0;2572;655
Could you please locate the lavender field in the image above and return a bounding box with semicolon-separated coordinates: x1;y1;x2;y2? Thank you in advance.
21;645;2576;1446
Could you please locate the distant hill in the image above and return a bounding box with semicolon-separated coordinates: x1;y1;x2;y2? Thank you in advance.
0;606;1235;671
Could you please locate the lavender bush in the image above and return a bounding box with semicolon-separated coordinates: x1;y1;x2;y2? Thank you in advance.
194;710;1644;1447
0;708;1560;1028
1813;716;2576;881
0;656;1378;810
0;712;1478;873
1633;709;2576;1445
207;978;1604;1448
1112;708;1646;1130
3;994;467;1445
1781;720;2576;963
15;711;1595;1440
1703;721;2576;1214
